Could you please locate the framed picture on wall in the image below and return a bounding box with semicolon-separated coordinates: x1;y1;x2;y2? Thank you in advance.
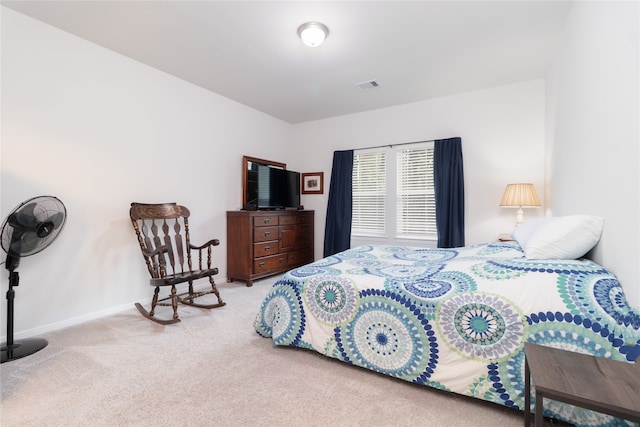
302;172;324;194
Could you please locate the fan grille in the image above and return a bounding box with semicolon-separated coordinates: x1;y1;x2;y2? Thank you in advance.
1;196;67;258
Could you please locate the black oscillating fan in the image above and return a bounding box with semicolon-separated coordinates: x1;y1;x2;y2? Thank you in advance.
1;196;67;363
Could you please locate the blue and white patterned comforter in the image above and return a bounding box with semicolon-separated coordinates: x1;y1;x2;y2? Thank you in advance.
254;243;640;426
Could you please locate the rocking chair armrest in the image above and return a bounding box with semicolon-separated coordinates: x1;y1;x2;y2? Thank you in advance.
142;245;168;258
190;239;220;250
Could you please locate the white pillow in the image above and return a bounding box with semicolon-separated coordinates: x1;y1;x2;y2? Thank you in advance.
524;215;604;260
511;217;554;249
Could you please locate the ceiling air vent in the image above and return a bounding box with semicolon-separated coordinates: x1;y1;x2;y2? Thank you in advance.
356;80;380;89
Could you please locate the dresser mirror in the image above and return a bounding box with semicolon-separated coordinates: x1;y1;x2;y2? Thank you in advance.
242;156;286;209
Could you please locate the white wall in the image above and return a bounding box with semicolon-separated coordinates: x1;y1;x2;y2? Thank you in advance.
546;1;640;307
1;8;295;338
293;80;546;258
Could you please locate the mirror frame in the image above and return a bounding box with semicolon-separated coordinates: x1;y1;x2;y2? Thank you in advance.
242;155;286;207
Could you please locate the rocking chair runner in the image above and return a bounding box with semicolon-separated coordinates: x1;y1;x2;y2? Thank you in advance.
130;203;225;324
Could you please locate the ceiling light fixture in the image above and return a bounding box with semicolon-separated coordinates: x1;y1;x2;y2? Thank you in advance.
297;22;329;47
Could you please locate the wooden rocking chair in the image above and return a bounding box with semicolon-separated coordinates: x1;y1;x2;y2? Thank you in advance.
130;203;225;324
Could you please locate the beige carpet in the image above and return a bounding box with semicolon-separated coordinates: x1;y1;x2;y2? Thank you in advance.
1;278;565;427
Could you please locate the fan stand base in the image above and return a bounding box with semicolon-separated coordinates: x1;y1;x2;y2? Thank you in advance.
1;338;48;363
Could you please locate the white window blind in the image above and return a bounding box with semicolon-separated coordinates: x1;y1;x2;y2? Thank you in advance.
397;144;436;239
352;141;436;244
351;150;386;236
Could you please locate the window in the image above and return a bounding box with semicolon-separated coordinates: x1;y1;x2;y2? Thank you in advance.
351;141;436;246
351;150;386;237
397;144;436;238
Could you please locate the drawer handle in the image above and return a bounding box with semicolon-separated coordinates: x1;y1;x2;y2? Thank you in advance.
259;262;265;268
285;218;290;223
279;257;285;263
264;246;271;251
264;219;270;224
264;231;270;237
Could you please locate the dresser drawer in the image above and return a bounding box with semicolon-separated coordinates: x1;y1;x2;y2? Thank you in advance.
279;214;301;225
287;249;312;266
254;241;277;258
253;226;278;242
253;215;278;227
299;213;314;224
254;254;288;273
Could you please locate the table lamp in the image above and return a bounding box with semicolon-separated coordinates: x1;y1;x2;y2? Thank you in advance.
500;183;541;226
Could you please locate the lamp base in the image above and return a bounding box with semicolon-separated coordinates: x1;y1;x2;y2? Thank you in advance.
1;338;48;363
515;207;524;226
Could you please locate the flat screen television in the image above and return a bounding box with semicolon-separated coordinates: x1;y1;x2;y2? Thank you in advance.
245;165;300;210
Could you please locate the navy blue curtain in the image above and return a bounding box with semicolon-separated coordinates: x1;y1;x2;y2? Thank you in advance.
323;150;354;257
434;137;465;248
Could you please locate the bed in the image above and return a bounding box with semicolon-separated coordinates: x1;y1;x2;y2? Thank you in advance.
254;217;640;427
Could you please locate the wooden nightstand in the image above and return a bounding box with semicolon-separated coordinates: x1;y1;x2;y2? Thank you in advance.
524;342;640;426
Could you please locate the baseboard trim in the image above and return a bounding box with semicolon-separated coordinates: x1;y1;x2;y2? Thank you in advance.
1;279;230;342
0;300;139;343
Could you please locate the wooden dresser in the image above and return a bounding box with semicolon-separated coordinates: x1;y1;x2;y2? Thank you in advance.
226;210;314;286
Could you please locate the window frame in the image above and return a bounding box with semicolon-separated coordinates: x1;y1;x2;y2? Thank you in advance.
351;141;437;248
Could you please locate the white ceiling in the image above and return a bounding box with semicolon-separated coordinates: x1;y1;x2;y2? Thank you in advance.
2;1;572;124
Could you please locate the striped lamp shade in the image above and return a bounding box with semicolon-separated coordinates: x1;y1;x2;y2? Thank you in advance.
500;183;541;207
500;183;541;226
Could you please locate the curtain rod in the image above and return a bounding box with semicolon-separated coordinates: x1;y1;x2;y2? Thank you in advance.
354;139;435;151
